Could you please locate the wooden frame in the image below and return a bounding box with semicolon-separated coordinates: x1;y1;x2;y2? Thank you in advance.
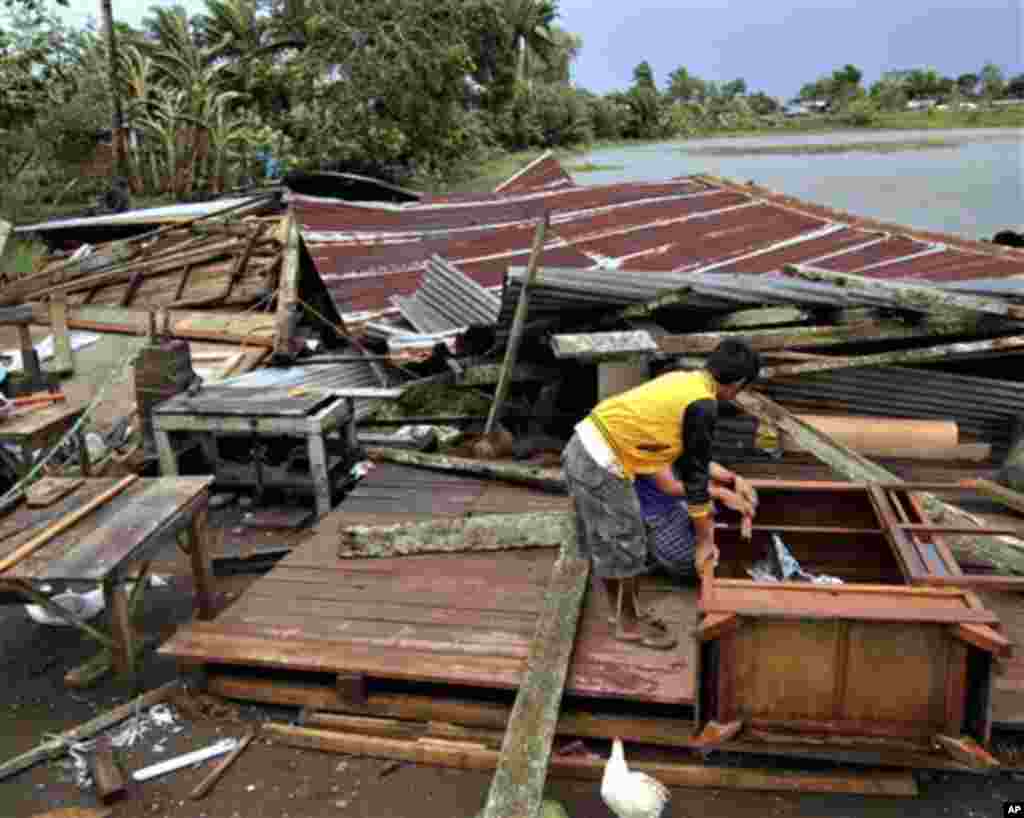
695;479;1009;762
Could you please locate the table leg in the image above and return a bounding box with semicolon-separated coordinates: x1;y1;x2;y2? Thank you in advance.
75;426;92;476
104;576;136;683
187;504;216;620
154;427;179;476
307;433;332;517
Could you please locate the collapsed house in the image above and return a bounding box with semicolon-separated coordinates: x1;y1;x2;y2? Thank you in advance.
7;151;1024;797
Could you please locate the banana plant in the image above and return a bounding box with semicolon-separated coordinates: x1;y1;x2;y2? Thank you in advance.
129;84;190;195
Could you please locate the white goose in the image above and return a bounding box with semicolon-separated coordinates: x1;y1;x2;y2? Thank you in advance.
600;738;671;818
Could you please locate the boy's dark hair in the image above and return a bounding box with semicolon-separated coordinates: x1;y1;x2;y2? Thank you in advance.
706;338;761;386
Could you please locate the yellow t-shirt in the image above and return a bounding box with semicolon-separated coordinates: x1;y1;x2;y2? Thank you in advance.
588;369;718;516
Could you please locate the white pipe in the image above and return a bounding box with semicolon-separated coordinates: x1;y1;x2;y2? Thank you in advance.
132;737;237;782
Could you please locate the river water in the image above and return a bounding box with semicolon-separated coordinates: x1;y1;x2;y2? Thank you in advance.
572;128;1023;241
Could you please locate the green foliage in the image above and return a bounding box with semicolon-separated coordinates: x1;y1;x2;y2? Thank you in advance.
842;98;878;127
980;62;1005;99
620;61;665;139
747;91;779;115
869;79;908;112
666;65;704;103
586;93;630;141
529;83;594;146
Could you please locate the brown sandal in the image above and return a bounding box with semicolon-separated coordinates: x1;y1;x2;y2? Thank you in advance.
611;585;678;650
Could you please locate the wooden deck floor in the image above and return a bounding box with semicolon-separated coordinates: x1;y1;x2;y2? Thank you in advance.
161;463;1024;725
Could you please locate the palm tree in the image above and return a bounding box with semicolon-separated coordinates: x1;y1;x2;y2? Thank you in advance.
141;6;236;195
99;0;128;179
500;0;558;86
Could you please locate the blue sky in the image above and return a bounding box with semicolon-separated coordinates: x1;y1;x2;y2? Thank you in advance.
57;0;1022;100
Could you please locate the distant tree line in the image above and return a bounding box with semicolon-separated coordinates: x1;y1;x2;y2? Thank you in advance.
2;0;1022;222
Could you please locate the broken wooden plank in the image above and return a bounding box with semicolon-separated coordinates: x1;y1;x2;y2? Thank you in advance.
364;448;566;493
189;726;257;801
783;264;1024;320
337;511;572;558
273;213;301;357
709;306;811;330
761;334;1024;379
25;477;84;508
692;719;744;748
658;313;1014;354
27;304;277;346
211;674;690;749
920;575;1024;591
264;723;918;795
933;734;1001;770
481;533;589;818
0;680;179;782
0;476;138;575
89;740;126;804
695;612;740;642
952;623;1013;657
551;331;659;362
972;479;1024;516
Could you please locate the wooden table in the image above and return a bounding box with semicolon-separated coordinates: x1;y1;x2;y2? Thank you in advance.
0;403;90;480
0;476;215;685
153;388;356;517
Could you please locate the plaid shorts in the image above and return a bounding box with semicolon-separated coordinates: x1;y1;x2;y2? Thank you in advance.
561;433;647;579
646;502;698;580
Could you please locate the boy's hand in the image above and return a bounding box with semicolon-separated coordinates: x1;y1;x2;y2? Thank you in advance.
734;475;758;511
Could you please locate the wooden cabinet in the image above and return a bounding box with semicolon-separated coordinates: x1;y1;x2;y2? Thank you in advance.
695;481;1009;764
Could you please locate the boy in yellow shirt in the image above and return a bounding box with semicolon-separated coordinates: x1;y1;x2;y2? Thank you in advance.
561;339;760;649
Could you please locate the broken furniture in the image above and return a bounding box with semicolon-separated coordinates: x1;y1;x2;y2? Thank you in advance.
152;387;356;517
694;480;1012;769
0;402;90;480
0;476;215;685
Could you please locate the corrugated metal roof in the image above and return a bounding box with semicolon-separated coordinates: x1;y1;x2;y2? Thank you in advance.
394;256;501;333
493;150;575;194
221;360;398;420
292;161;1024;326
760;365;1024;458
16;197;262;233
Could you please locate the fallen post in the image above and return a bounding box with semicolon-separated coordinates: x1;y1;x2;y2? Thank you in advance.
337;512;573;559
480;530;589;818
263;724;918;796
0;680;179;782
485;212;549;436
365;448;566;493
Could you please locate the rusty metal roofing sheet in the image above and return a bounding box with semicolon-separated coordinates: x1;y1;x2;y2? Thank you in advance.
293;162;1024;326
493;150;575;194
393;257;501;332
